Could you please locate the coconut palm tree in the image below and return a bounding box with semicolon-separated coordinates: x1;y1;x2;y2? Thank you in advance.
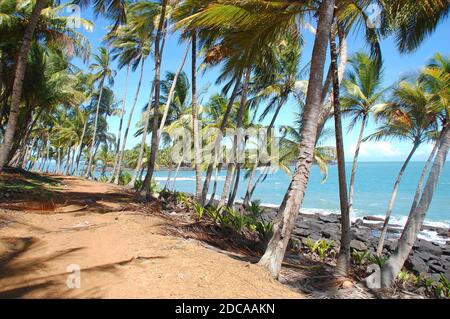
139;0;169;197
0;0;92;170
341;52;386;216
85;47;116;177
105;1;157;184
366;53;449;289
368;81;438;255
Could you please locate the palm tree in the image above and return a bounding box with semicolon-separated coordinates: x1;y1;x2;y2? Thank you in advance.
140;0;169;197
383;0;450;54
258;0;335;277
341;52;386;216
366;53;449;289
0;0;47;171
105;1;157;184
329;26;351;275
85;47;116;177
0;0;92;170
369;81;438;255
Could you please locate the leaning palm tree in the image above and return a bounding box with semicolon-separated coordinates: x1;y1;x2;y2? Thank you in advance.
368;81;438;255
341;52;386;216
105;1;157;184
85;47;116;177
366;53;449;289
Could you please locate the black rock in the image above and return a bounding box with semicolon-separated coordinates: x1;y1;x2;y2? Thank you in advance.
413;239;442;255
428;262;446;274
350;239;368;251
406;255;429;274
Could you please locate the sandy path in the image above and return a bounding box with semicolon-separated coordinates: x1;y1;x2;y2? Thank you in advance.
0;176;301;299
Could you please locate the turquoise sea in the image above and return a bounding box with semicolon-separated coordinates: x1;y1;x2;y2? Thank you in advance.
152;162;450;228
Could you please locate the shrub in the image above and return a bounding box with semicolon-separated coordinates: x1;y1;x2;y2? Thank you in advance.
192;202;205;221
255;220;273;240
305;238;334;261
368;254;388;268
118;171;132;186
351;249;371;266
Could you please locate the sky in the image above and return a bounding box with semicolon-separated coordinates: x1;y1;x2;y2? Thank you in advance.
70;4;450;162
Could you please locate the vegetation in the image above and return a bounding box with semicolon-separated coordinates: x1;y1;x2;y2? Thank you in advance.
0;0;448;295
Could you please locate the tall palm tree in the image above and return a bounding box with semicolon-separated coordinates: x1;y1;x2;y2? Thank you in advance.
258;0;335;278
341;52;386;216
329;25;351;275
85;47;116;177
0;0;92;170
105;1;157;184
0;0;47;171
140;0;168;197
369;81;438;255
366;53;449;289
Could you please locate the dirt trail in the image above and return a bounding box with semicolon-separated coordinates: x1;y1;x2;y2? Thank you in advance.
0;175;301;298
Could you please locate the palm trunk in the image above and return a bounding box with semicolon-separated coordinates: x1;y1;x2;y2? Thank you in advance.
410;140;439;213
207;162;223;206
115;60;146;184
85;77;105;178
140;0;168;197
171;157;183;191
366;125;450;289
191;33;203;200
247;167;269;203
23;137;37;169
330;29;351;275
243;161;258;208
228;68;251;208
258;0;335;278
0;0;47;171
130;19;168;188
164;166;173;190
218;163;234;208
75;118;89;176
110;64;131;182
376;141;421;255
201;71;243;205
158;41;191;140
64;147;71;175
55;147;61;174
130;80;155;187
348;115;367;214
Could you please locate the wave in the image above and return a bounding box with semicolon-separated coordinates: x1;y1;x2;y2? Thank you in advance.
257;202;449;244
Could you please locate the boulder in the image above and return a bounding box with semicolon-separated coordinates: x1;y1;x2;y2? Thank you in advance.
406;255;429;274
363;216;384;222
318;214;339;224
414;251;435;262
413;239;442;256
353;219;364;227
428;261;446;274
384;240;397;252
350;239;368;251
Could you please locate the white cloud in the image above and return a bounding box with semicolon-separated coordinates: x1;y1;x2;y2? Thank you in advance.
346;141;403;160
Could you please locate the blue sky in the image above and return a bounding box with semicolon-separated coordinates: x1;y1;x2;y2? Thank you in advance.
71;5;450;162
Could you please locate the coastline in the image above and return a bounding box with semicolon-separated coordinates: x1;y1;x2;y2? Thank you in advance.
257;204;450;279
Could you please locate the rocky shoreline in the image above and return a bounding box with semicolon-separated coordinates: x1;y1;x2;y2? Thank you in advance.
261;207;450;279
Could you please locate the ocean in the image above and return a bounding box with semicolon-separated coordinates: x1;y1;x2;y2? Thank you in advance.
152;162;450;229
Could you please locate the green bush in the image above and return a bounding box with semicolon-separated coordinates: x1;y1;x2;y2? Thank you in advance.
351;249;371;266
118;171;132;186
368;254;388;268
305;238;334;261
193;201;205;221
